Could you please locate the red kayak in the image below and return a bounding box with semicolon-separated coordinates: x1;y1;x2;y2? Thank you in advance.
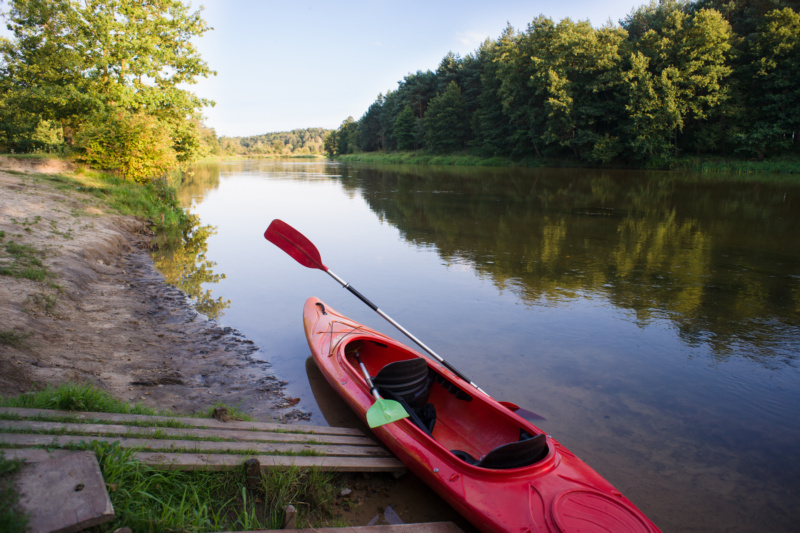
304;297;660;533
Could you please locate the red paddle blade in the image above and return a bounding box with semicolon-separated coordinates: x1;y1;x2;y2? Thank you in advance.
264;219;328;271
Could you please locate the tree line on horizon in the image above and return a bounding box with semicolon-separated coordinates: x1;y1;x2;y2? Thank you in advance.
219;128;330;156
0;0;217;183
325;0;800;164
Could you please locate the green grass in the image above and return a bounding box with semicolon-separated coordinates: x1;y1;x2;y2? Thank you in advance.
670;155;800;175
26;292;58;313
0;241;50;281
0;382;159;415
194;402;254;422
0;452;28;533
0;330;30;348
337;151;517;167
337;151;800;175
82;440;336;531
13;162;190;233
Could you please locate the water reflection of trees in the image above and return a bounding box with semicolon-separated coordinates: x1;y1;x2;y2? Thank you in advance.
172;162;222;207
152;214;230;320
343;165;800;364
174;159;336;206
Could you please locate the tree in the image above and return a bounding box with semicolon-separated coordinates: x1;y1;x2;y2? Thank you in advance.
323;131;337;157
495;22;542;157
74;110;177;183
359;94;385;152
630;7;733;156
473;35;514;156
622;51;682;160
423;81;468;152
394;105;418;150
737;7;800;157
0;0;215;176
527;18;628;161
336;117;359;155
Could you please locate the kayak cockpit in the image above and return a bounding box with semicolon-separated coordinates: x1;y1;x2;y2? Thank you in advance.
344;339;550;470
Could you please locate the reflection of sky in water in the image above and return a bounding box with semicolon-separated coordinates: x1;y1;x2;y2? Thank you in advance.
180;161;800;533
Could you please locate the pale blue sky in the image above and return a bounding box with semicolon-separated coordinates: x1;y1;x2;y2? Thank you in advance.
190;1;649;136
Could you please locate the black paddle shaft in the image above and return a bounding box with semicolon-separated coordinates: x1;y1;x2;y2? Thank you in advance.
325;269;486;394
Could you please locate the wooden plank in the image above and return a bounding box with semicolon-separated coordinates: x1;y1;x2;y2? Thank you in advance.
134;451;406;472
0;419;375;446
218;523;464;532
0;406;363;436
0;448;74;462
13;451;115;533
0;432;392;457
3;448;406;473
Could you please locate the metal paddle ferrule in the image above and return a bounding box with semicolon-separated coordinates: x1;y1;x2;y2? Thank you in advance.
354;352;381;401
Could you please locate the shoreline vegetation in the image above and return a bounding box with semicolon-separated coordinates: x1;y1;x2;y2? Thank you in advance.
335;151;800;175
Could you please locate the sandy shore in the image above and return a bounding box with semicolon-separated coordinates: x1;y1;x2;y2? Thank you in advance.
0;161;303;421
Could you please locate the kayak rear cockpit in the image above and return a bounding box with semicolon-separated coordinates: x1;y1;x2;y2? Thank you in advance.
342;338;550;470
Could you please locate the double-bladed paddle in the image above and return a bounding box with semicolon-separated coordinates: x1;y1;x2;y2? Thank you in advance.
264;219;546;422
264;218;485;393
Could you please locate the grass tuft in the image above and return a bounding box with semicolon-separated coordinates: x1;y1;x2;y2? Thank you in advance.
0;452;28;533
79;441;338;531
0;382;158;415
0;330;31;348
0;241;50;281
194;401;254;422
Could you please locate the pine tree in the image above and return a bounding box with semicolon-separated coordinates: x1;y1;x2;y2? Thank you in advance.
423;81;469;153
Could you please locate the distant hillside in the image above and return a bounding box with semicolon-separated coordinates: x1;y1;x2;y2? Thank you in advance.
219;128;331;155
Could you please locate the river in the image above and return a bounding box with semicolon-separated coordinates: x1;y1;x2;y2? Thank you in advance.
167;159;800;532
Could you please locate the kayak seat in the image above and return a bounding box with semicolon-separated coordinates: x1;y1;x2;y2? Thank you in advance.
373;358;436;436
373;358;432;408
380;389;436;436
451;433;548;469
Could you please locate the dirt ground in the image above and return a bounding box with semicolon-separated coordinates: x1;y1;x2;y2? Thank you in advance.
0;160;298;420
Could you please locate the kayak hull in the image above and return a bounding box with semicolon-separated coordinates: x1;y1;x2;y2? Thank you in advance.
303;297;660;533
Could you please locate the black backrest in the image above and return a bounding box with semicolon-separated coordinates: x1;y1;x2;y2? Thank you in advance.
373;357;431;407
476;433;549;469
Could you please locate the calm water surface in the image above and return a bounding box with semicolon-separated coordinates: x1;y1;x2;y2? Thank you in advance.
169;160;800;532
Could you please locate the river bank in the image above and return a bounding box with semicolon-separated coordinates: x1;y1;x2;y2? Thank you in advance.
335;151;800;174
0;160;304;421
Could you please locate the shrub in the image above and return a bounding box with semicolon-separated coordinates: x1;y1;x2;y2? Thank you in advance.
75;110;178;183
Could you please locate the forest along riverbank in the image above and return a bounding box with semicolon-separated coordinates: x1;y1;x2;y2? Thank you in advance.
0;163;306;421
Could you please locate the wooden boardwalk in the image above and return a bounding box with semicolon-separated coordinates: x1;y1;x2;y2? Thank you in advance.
0;407;406;473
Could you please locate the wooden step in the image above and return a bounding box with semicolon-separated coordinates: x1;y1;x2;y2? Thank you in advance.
0;407;405;473
219;523;464;532
0;406;363;435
